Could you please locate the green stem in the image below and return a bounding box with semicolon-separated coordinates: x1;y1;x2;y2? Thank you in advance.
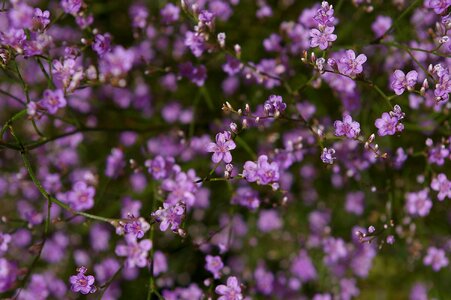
1;109;27;138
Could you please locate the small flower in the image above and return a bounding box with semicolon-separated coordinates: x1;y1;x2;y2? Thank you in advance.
40;89;66;114
243;155;280;185
0;233;11;253
67;181;95;211
374;112;403;136
215;276;243;300
185;31;205;57
92;33;111;57
423;247;449;271
105;148;125;179
61;0;83;15
145;156;175;180
123;217;150;239
151;202;185;232
386;235;395;244
320;148;336;164
69;266;96;295
338;50;367;77
334;115;360;138
313;1;335;26
160;3;180;24
32;8;51;31
431;173;451;201
391;70;418;95
115;234;152;268
405;189;432;217
205;255;224;279
206;131;236;164
264;95;287;115
310;26;337;50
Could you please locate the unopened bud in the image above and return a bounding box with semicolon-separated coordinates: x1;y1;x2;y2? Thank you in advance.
177;228;187;238
230;122;238;132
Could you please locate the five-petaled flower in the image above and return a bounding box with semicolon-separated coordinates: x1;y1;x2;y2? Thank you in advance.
338;50;367;77
206;131;236;164
391;70;418;95
69;266;96;295
310;26;337;50
334;115;361;138
215;276;243;300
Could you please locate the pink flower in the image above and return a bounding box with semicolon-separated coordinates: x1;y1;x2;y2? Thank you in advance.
338;50;367;77
391;70;418;95
206;131;236;164
310;26;337;50
215;276;243;300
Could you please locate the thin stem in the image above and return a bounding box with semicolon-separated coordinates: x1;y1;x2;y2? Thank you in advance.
36;58;55;89
1;109;27;138
0;88;26;105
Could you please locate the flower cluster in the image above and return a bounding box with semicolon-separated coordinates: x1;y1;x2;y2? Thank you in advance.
310;1;337;50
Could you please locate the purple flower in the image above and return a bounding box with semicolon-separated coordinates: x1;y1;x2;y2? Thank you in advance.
313;1;335;26
215;276;243;300
291;250;317;282
100;46;135;78
345;191;364;215
231;187;260;210
105;148;125;178
92;33;111;57
123;217;150;239
374;112;403;136
40;89;66;114
264;95;287;115
69;266;96;295
431;173;451;201
320;147;336;164
67;181;95;211
391;70;418;95
428;144;449;166
185;31;205;57
257;209;282;232
410;283;428;300
340;278;360;300
371;15;392;38
206;131;236;164
386;235;395;244
425;0;451;14
205;255;224;279
0;233;11;254
0;258;17;292
115;234;152;268
161;170;197;206
323;237;348;264
423;247;449;271
222;55;242;76
145;156;175;180
32;8;51;31
310;26;337;50
405;189;432;217
334;115;361;138
338;50;367;77
179;62;207;86
160;3;180;24
129;4;148;29
243;155;280;185
61;0;83;15
434;72;451;101
151;202;185;232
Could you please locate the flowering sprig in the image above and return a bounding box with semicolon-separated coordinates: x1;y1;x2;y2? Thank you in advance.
69;266;97;295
